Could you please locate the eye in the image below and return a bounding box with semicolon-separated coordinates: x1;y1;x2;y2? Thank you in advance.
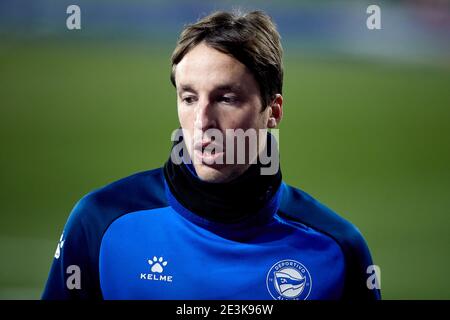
182;96;196;105
218;95;238;105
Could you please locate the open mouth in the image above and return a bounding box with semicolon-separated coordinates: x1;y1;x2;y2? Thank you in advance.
202;147;217;155
193;142;224;164
194;141;223;153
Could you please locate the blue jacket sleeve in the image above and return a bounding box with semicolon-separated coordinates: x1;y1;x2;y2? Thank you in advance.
279;183;381;300
41;198;101;299
41;168;168;299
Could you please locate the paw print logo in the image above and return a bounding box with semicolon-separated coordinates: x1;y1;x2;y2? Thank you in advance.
148;256;168;273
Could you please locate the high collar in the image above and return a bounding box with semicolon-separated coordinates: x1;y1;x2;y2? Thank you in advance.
163;133;283;226
164;179;283;239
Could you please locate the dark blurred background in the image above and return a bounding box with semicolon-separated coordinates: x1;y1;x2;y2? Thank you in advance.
0;0;449;299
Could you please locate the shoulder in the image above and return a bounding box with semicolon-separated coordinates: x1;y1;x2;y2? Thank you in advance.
63;167;168;270
79;167;166;211
69;167;167;228
42;168;169;299
278;182;381;300
278;183;366;252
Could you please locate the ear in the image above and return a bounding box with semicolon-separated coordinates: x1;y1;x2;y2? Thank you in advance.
267;94;283;128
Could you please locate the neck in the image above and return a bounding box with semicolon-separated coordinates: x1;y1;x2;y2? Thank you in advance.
163;134;282;223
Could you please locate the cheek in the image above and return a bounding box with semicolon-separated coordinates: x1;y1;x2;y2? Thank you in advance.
258;111;269;129
178;107;193;129
231;97;267;130
178;107;194;151
230;109;265;131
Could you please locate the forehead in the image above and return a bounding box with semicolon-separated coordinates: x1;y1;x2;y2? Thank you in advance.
175;42;256;91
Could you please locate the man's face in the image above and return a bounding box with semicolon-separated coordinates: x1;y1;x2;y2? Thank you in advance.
174;42;272;183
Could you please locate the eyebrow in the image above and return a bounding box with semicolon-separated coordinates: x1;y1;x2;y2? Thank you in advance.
216;84;243;93
178;84;243;94
179;84;196;93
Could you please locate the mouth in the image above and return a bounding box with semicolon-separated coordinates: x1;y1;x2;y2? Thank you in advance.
193;141;225;164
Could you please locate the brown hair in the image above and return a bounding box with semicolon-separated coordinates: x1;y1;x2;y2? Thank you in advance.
170;10;283;109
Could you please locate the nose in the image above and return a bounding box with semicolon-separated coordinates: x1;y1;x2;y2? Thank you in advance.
194;97;217;131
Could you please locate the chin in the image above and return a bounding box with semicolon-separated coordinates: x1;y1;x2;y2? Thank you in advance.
188;148;251;183
194;164;230;183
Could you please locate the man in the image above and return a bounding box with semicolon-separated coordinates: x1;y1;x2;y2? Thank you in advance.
42;10;380;300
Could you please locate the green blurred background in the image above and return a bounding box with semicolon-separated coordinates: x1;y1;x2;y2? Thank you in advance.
1;0;449;299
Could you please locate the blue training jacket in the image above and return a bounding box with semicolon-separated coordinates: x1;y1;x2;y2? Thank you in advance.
42;168;381;300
